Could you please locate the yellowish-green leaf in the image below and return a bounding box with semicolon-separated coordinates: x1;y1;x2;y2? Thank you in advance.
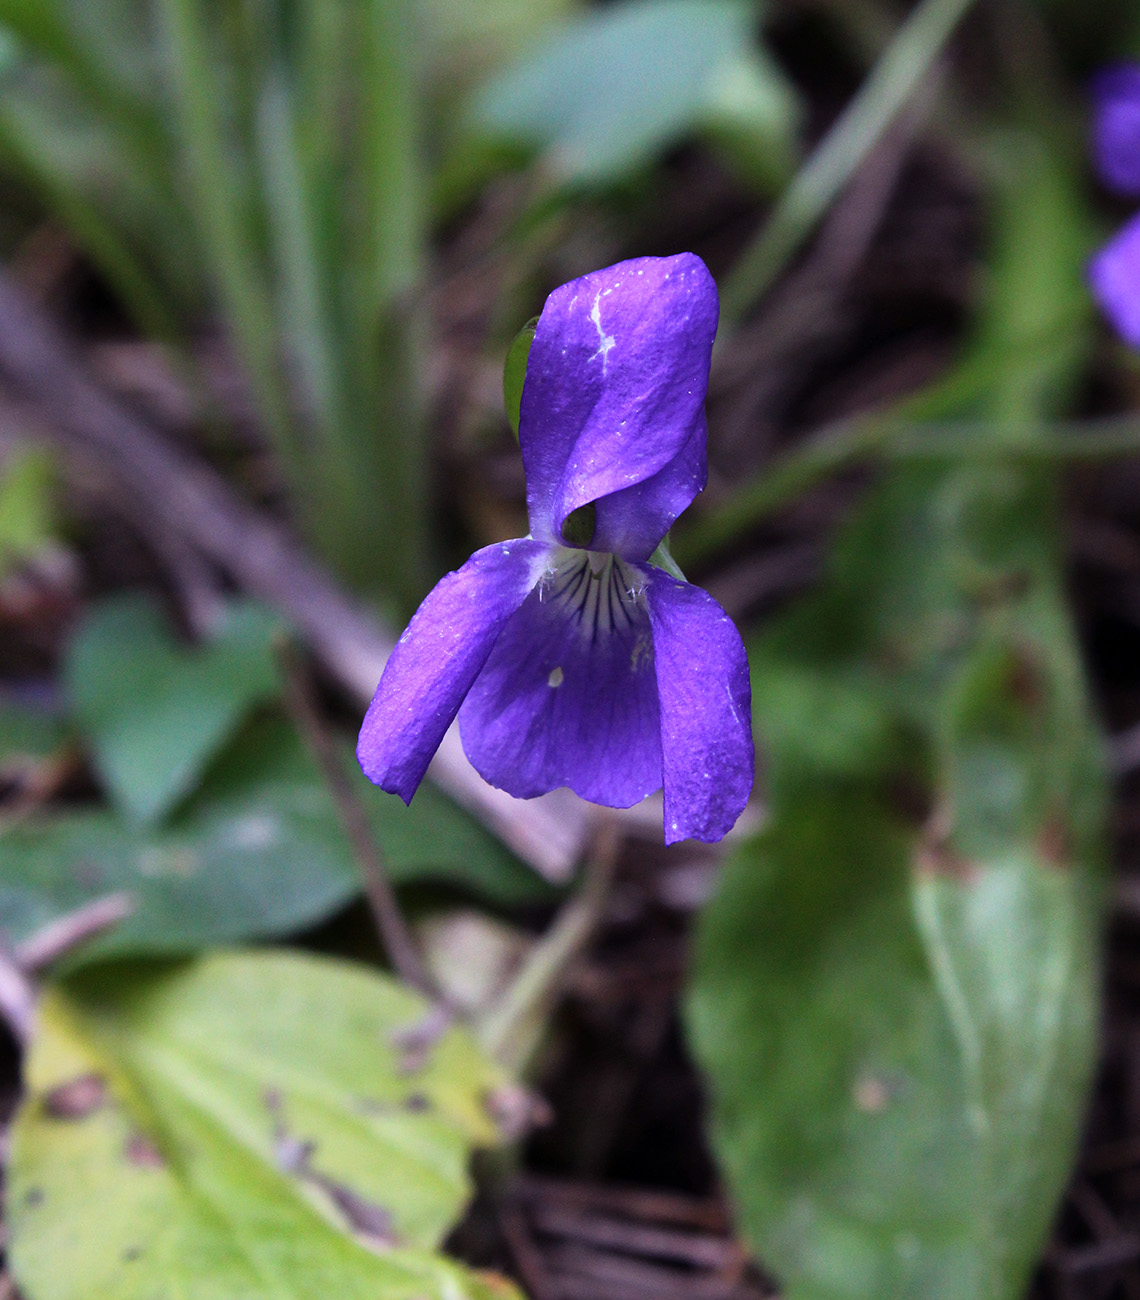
0;447;56;578
8;950;522;1300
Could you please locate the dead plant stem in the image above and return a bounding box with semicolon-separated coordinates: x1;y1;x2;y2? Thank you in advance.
480;821;621;1074
277;638;435;997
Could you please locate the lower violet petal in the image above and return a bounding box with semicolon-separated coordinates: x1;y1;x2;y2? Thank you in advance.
1090;213;1140;348
357;538;548;802
459;553;662;806
643;568;754;845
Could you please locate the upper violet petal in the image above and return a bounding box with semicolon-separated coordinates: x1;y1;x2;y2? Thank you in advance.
591;415;707;560
1093;63;1140;197
1090;212;1140;348
519;253;717;545
643;567;753;845
458;554;662;806
357;538;549;802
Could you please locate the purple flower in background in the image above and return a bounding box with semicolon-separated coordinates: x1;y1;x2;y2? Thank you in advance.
1089;63;1140;346
1092;64;1140;196
357;253;753;844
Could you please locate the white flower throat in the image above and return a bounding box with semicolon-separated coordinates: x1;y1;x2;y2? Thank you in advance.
540;548;646;644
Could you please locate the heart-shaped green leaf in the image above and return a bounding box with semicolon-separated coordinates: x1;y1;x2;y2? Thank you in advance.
689;461;1107;1299
0;717;550;962
690;770;1101;1300
469;0;799;190
65;593;280;826
8;950;522;1300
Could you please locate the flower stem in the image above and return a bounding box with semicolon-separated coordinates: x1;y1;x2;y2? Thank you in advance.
479;821;621;1074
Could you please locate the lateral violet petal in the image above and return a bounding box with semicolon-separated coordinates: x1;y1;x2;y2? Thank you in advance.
643;567;753;845
1093;63;1140;197
591;416;707;560
1090;212;1140;348
458;555;662;806
519;253;717;545
357;538;548;802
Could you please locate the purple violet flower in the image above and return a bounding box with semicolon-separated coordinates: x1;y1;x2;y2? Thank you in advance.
1089;63;1140;347
357;253;754;845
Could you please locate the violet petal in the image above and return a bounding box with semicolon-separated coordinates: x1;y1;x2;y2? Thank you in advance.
520;253;717;548
357;538;549;801
643;567;753;844
591;415;708;561
1093;63;1140;197
458;554;662;806
1090;211;1140;348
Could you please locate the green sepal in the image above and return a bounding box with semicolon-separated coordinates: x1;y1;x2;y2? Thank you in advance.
503;316;538;439
648;535;686;581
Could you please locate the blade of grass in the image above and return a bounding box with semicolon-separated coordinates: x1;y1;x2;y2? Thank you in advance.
155;0;300;475
889;416;1140;458
341;0;428;605
0;0;172;192
0;112;181;344
356;0;420;310
294;0;347;261
720;0;979;324
254;58;342;448
253;40;390;589
675;318;1084;566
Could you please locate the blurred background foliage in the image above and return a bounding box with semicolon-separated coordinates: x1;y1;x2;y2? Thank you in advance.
0;0;800;606
2;1;1140;1298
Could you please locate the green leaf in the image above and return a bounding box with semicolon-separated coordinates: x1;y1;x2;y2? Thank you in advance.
689;777;1100;1300
698;43;800;193
0;718;550;962
7;950;522;1300
971;131;1095;428
647;535;686;581
418;0;578;101
64;594;280;825
687;129;1107;1297
0;446;56;576
689;466;1107;1297
469;0;799;189
502;315;536;439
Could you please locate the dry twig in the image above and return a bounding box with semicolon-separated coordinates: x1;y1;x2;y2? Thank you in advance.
0;894;134;1045
277;639;435;995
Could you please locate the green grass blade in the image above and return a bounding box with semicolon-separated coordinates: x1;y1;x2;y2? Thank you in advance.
254;65;342;442
155;0;299;471
338;0;429;603
675;321;1081;566
0;0;171;189
0;109;180;344
720;0;979;323
355;0;421;310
